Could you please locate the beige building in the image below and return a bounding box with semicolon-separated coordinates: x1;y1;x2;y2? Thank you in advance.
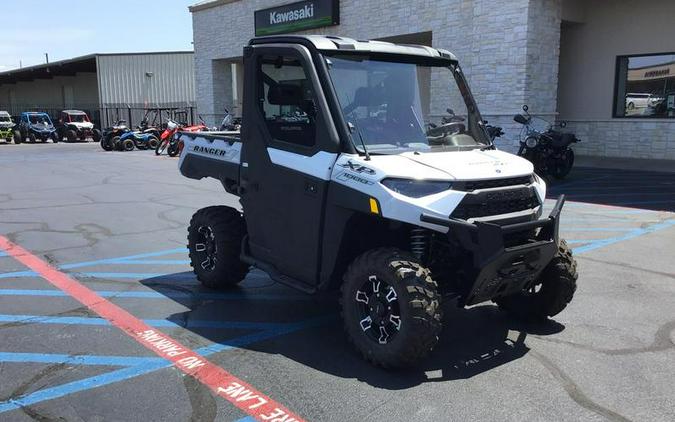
190;0;675;161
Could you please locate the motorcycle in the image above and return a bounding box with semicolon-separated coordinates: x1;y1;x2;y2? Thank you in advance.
155;117;208;157
155;119;180;156
513;105;580;179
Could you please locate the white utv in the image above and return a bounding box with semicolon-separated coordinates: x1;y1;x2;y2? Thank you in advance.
178;36;578;368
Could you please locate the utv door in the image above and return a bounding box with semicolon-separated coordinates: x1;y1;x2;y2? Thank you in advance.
240;44;340;288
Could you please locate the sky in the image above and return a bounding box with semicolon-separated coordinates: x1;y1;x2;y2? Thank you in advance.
0;0;196;71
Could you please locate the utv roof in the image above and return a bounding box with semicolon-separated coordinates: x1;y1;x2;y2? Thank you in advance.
21;111;49;115
62;110;87;115
0;111;10;116
249;35;458;62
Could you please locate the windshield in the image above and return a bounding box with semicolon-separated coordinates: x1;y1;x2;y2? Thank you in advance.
0;115;10;122
29;115;51;125
325;54;489;153
69;114;89;122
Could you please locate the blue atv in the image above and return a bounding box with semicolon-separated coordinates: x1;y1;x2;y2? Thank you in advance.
16;112;59;143
113;130;159;151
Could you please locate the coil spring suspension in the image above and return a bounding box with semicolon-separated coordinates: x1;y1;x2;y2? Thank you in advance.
410;227;429;261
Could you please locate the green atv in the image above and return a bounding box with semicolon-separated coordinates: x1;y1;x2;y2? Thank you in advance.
0;111;20;144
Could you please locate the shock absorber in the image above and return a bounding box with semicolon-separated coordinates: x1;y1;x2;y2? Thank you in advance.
410;227;429;261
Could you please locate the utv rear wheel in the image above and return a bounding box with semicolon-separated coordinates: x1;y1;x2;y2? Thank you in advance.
51;132;59;143
187;206;249;289
28;133;36;143
13;131;22;144
341;248;442;368
494;239;578;320
92;129;102;142
66;130;77;142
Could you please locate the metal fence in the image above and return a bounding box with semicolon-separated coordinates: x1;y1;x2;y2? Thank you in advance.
0;103;198;130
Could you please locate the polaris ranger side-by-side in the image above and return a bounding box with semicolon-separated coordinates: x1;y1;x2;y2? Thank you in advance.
178;36;578;367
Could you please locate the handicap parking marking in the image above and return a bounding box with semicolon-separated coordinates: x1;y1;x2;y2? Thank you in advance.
0;316;332;415
0;235;307;422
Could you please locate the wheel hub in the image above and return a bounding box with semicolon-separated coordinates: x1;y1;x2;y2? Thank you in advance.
355;275;401;344
194;225;217;271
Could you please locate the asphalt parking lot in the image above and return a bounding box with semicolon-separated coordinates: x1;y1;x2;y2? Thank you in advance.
0;142;673;422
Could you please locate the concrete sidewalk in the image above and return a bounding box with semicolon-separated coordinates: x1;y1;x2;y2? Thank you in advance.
577;155;675;173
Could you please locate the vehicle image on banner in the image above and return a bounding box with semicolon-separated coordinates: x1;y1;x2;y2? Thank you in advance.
15;112;59;143
178;36;579;368
0;111;20;143
512;105;581;179
56;110;102;142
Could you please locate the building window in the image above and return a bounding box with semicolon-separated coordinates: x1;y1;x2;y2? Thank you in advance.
614;53;675;118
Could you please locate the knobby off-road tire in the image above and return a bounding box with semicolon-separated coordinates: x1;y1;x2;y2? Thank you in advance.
147;135;159;150
155;138;169;155
13;130;22;144
341;248;443;368
187;206;249;289
66;129;77;142
495;239;578;320
92;129;102;142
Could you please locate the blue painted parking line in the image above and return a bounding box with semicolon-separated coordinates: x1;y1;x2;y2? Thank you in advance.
0;314;293;330
574;219;675;254
0;289;311;301
0;352;163;366
0;271;193;279
233;417;257;422
110;259;191;265
0;316;333;414
58;248;188;270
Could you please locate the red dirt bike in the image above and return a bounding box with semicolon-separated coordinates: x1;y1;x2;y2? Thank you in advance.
155;119;207;156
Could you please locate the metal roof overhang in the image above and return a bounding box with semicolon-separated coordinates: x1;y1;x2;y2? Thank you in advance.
0;55;97;85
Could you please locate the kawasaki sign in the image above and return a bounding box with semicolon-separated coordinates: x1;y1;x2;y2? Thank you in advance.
255;0;339;36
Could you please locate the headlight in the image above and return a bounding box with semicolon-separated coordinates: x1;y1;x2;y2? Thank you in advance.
525;137;538;148
381;178;451;198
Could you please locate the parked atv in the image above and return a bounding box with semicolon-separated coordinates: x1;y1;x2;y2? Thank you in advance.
0;111;20;144
56;110;102;142
100;119;130;151
115;130;159;151
15;112;59;143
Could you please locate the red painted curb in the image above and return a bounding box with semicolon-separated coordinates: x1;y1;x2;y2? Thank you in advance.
0;236;304;422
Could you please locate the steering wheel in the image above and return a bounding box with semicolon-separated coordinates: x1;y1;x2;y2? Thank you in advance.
426;121;465;137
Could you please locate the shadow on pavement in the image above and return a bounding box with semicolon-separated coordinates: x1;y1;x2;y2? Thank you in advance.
140;272;564;389
547;167;675;212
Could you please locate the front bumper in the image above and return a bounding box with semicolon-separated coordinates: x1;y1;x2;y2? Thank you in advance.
421;195;565;306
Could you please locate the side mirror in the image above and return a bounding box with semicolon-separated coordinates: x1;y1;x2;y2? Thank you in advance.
446;108;455;116
522;104;529;112
560;120;567;128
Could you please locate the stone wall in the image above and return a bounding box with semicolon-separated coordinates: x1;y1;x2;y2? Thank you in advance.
567;120;675;160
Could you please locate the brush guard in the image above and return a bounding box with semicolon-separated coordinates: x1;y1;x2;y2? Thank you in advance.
421;195;565;306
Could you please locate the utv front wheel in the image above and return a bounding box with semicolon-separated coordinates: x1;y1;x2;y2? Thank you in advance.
187;206;249;289
494;239;578;320
341;248;442;368
92;129;102;142
13;131;22;144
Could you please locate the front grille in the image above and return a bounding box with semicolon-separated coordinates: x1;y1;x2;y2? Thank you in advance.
451;187;540;219
454;175;534;191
